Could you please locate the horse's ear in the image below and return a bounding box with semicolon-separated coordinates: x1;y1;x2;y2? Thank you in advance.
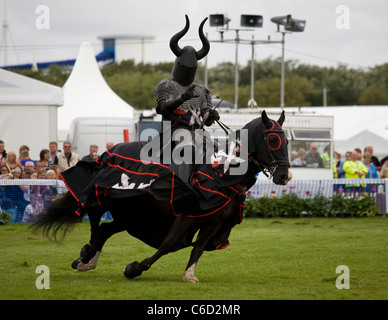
261;110;272;130
278;111;285;127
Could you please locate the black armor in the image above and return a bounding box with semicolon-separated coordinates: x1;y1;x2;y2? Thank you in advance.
155;15;219;182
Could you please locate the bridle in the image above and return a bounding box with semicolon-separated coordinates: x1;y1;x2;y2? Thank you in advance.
250;125;290;178
213;117;289;179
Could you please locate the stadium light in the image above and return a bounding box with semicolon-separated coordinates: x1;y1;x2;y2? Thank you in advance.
271;14;306;108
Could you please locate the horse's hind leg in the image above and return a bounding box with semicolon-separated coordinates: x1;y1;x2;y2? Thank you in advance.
72;212;126;271
124;216;193;279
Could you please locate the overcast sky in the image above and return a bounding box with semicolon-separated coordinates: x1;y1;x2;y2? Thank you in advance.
1;0;387;70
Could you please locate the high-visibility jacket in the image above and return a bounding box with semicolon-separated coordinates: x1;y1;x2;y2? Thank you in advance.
343;160;368;179
320;153;338;178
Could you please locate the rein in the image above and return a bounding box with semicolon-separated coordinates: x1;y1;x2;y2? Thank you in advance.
215;119;288;179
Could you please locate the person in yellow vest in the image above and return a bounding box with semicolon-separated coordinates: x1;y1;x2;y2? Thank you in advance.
343;150;368;192
320;145;338;178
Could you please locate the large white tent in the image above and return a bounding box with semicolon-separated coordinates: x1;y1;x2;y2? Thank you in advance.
58;42;135;132
0;68;63;160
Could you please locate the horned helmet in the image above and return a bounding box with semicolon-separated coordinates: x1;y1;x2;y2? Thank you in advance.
169;15;210;86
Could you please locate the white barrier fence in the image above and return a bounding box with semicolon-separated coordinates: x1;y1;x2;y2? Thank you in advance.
249;179;388;214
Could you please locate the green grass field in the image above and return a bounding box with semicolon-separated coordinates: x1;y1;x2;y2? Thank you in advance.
1;217;387;300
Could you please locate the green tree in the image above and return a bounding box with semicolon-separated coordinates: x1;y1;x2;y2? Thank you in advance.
358;85;388;105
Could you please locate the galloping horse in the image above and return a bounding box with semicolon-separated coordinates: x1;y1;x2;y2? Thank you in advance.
33;110;292;283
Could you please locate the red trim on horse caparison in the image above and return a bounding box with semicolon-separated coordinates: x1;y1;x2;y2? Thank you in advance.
95;185;101;206
60;173;81;205
264;120;275;131
105;150;170;169
267;132;282;151
175;180;231;218
216;242;230;250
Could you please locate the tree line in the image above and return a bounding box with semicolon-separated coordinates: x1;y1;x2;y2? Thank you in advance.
13;58;388;109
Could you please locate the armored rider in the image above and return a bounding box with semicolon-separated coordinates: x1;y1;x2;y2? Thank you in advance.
155;15;219;182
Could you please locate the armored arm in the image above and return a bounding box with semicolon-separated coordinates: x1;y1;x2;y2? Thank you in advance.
156;81;196;115
203;88;220;126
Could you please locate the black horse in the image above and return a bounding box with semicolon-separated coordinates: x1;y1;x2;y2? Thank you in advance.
33;110;292;283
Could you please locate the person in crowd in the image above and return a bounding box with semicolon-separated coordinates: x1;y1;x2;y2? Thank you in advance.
57;141;79;172
82;144;99;160
305;143;323;168
106;141;114;150
23;169;33;179
22;193;43;223
363;152;378;178
5;151;18;171
39;149;50;170
0;140;7;166
11;165;24;179
380;160;388;178
41;189;54;210
0;165;11;179
17;145;29;164
49;164;61;179
343;150;368;179
20;150;36;168
35;161;46;172
343;150;368;192
364;146;381;171
46;169;57;180
320;145;337;178
290;150;298;163
24;161;35;173
37;169;47;179
48;141;59;166
337;151;351;179
291;148;307;167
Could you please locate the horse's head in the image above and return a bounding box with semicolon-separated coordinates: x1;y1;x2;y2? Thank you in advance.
243;110;292;185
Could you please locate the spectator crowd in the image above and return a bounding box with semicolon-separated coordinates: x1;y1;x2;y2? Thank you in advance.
290;143;388;180
0;139;114;223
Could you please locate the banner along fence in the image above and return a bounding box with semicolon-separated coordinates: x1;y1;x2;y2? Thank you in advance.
249;179;388;214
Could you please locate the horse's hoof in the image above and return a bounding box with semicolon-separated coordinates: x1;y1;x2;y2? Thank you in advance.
71;257;81;270
124;261;143;279
80;244;95;264
182;275;199;283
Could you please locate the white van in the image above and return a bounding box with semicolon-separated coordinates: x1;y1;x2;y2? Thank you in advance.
66;117;136;158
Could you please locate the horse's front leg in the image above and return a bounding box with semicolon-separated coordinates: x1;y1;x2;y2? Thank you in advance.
182;223;222;283
124;216;193;279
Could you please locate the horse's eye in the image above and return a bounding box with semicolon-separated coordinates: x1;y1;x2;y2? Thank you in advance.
267;133;281;151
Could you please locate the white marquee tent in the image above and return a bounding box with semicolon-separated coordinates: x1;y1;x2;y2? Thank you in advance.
58;42;135;132
0;68;63;159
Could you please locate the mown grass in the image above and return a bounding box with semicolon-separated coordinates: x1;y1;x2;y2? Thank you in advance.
1;217;388;300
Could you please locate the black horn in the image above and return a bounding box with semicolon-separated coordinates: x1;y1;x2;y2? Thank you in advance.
169;14;190;57
196;17;210;60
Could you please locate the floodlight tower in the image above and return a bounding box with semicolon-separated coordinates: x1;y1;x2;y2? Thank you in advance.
209;14;263;108
0;0;10;66
271;15;306;109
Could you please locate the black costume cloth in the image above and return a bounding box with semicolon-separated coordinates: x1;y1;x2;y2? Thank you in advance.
60;120;263;250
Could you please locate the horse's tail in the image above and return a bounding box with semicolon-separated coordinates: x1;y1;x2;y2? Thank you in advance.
31;192;86;241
